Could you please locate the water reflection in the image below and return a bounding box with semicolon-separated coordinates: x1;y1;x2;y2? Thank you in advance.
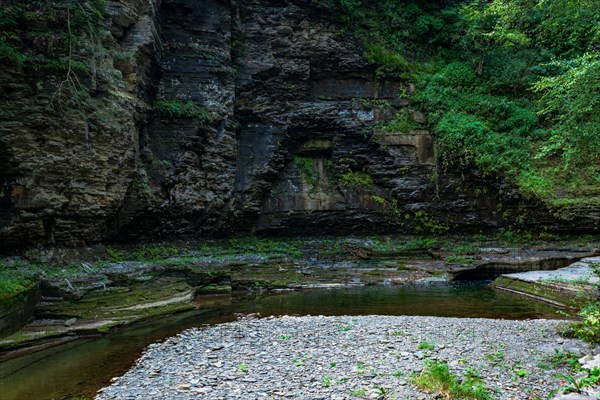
0;281;562;400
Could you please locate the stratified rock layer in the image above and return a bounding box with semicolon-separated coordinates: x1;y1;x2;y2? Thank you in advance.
1;0;596;249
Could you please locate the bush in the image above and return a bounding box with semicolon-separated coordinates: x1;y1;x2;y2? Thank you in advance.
561;302;600;344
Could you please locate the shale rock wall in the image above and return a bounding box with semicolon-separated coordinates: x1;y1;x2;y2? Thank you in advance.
0;0;594;249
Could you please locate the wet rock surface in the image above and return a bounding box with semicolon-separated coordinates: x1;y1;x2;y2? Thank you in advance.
501;256;600;284
95;315;594;400
493;257;600;307
2;239;597;354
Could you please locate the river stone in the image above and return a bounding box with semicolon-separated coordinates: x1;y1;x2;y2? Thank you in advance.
94;315;589;400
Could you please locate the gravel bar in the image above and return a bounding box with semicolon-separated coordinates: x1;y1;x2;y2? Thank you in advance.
95;315;594;400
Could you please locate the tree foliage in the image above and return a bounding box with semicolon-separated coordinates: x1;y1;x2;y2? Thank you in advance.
323;0;599;209
0;0;107;70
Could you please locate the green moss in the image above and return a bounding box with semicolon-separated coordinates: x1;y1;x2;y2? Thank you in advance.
493;277;594;307
0;275;37;306
154;99;213;124
37;277;194;320
0;260;42;306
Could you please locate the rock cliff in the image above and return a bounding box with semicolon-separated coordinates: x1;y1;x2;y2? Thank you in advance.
0;0;596;249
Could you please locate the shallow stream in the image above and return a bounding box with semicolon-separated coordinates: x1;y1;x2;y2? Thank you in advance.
0;281;563;400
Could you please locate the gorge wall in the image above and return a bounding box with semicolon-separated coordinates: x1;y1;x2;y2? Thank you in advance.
0;0;596;249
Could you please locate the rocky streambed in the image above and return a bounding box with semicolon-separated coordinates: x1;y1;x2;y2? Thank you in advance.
95;315;596;400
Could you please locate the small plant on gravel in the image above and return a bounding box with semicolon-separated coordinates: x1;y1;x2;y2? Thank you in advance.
238;363;248;373
485;351;506;366
376;386;390;397
513;363;529;379
323;376;332;387
418;341;436;351
294;359;305;367
391;370;404;377
330;362;337;367
338;325;352;331
537;360;550;371
465;366;481;380
549;350;582;372
278;334;291;340
350;388;367;396
413;361;492;400
555;367;600;395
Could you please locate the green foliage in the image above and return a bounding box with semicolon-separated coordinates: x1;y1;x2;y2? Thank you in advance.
417;341;435;351
199;237;303;259
532;54;600;174
561;302;600;343
133;246;179;262
294;157;320;189
377;111;418;133
154;99;213;124
412;0;600;210
556;368;600;394
0;259;103;305
238;363;248;373
413;361;492;400
0;0;107;69
358;97;391;110
106;247;124;262
413;210;449;235
548;350;582;372
340;171;373;189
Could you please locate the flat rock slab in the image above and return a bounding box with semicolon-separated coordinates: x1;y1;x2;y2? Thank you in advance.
502;257;600;284
95;315;593;400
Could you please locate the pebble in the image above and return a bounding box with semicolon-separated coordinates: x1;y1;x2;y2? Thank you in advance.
95;316;591;400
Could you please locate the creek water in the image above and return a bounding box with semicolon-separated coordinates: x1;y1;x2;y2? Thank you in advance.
0;281;563;400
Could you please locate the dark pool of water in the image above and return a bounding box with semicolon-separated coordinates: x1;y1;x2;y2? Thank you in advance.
0;281;563;400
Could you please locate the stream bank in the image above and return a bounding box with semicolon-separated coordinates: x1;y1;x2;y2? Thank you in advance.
0;282;568;400
1;236;598;358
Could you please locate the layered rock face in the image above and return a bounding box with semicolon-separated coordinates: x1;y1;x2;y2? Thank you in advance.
0;0;162;248
0;0;594;249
